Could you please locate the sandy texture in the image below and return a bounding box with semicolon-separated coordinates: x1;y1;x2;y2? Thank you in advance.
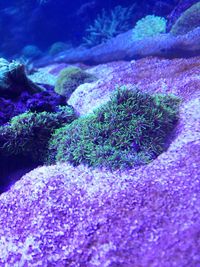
68;56;200;115
0;56;200;266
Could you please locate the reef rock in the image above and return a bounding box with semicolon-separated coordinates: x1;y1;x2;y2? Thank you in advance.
0;55;200;266
34;26;200;67
167;0;199;32
0;58;43;97
170;1;200;35
68;56;200;115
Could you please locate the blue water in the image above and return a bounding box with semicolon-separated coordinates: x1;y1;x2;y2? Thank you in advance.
0;0;178;57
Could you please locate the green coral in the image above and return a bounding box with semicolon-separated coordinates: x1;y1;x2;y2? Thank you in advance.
46;87;180;170
55;66;95;100
170;2;200;36
0;105;77;162
83;5;135;47
48;42;71;56
132;15;167;40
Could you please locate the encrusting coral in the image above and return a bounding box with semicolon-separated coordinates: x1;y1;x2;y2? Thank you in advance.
46;87;180;170
0;105;77;162
55;66;95;100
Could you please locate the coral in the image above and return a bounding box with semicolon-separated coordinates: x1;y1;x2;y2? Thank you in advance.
0;54;199;266
0;105;77;162
83;5;135;47
132;15;167;40
170;2;200;35
0;58;43;98
21;45;43;59
47;87;180;170
54;66;95;100
0;89;67;127
48;42;72;56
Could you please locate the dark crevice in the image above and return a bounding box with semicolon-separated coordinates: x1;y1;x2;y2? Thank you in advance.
0;155;40;194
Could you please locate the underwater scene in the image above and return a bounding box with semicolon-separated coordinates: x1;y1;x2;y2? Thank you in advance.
0;0;200;265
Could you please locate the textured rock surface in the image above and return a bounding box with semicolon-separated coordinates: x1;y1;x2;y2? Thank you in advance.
68;56;200;115
167;0;198;31
28;69;57;87
170;1;200;35
0;56;200;266
34;26;200;67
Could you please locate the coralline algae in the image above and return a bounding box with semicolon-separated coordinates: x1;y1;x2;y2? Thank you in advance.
0;56;199;266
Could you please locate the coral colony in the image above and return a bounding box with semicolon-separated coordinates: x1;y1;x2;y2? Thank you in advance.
0;0;200;266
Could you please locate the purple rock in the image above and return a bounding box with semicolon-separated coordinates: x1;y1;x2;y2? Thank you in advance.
167;0;199;31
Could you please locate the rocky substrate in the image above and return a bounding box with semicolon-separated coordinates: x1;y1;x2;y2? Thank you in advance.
34;26;200;67
0;55;199;266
